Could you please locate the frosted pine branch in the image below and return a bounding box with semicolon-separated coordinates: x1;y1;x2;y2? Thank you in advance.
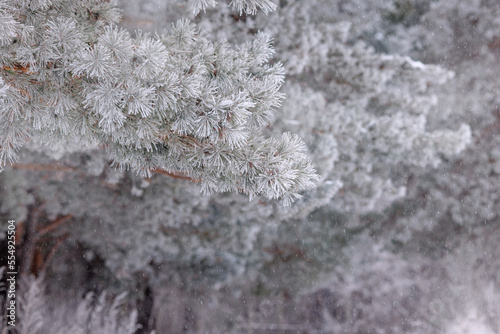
228;0;277;15
0;0;317;205
190;0;277;15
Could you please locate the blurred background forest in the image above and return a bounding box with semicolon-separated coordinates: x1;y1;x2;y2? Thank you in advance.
2;0;500;333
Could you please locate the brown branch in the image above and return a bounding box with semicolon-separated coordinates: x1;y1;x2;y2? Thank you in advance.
20;205;40;279
38;214;73;236
10;163;77;172
11;163;201;182
263;242;316;264
19;209;73;277
152;168;201;182
39;233;70;275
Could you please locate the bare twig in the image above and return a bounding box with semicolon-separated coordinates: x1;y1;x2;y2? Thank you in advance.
20;205;40;279
10;163;76;172
38;214;73;236
152;168;201;182
39;233;70;275
10;163;201;182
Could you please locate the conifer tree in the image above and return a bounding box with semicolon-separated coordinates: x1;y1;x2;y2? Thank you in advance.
3;1;496;332
0;0;475;287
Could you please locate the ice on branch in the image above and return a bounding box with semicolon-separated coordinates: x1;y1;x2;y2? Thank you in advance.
0;0;316;204
190;0;277;15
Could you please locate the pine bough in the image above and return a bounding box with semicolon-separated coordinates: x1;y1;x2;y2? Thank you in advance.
0;0;317;205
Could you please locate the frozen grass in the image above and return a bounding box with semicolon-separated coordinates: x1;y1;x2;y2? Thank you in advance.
13;275;147;334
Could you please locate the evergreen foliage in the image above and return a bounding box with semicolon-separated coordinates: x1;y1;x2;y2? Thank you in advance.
0;0;475;286
0;0;317;205
3;0;498;332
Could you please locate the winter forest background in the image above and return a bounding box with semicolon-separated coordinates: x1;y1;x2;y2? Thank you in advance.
1;0;500;333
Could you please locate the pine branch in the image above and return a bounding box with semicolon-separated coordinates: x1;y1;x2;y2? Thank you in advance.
0;0;318;205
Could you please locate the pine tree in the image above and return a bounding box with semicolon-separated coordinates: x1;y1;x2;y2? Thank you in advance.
0;0;317;205
0;0;475;287
4;1;497;332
